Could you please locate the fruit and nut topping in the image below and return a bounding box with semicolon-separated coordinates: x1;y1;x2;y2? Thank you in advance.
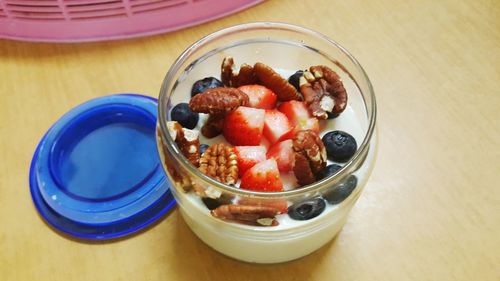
164;57;361;226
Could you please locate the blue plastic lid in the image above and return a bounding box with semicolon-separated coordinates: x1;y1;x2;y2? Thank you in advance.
29;94;176;239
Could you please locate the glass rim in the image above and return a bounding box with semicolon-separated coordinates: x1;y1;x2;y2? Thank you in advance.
158;21;377;198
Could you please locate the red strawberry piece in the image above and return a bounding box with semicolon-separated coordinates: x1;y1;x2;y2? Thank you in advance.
295;116;319;133
278;101;319;134
263;109;293;144
234;146;267;177
240;159;283;192
238;85;277;109
223;106;265;146
266;139;295;173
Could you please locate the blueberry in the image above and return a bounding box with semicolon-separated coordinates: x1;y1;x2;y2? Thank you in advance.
322;130;357;162
288;198;326;220
316;164;343;180
200;144;209;155
171;103;199;129
323;175;358;205
191;77;223;97
288;70;304;91
327;112;340;119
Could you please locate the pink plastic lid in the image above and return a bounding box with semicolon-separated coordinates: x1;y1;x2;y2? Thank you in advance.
0;0;263;42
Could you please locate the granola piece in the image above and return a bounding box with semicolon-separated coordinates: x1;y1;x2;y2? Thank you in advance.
188;87;249;115
300;65;348;119
198;143;239;185
211;204;280;226
166;121;201;166
292;130;327;186
253;62;302;101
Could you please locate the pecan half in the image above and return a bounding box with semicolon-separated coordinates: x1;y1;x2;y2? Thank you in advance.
221;57;259;87
189;87;249;115
293;130;327;186
300;65;347;119
211;204;280;226
166;121;201;166
199;143;238;185
253;62;302;101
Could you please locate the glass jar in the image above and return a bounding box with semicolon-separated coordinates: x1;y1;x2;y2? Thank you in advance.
157;22;377;263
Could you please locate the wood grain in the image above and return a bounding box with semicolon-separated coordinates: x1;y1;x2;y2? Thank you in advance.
1;0;499;280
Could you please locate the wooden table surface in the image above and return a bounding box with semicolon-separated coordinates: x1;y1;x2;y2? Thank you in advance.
1;0;499;280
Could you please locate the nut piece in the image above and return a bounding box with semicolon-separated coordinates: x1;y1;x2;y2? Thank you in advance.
189;87;249;115
293;130;327;186
233;63;259;86
221;56;235;87
167;121;201;166
199;143;238;185
221;57;259;87
157;126;192;191
201;113;225;139
253;62;302;101
211;204;280;226
300;65;347;119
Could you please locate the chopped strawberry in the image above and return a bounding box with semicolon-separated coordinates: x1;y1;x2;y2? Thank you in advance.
240;159;283;192
234;146;267;177
263;109;293;144
238;85;277;109
223;106;265;146
238;198;288;214
278;101;319;133
296;116;319;133
266;140;295;172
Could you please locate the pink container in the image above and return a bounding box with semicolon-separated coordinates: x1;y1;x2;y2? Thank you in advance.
0;0;263;42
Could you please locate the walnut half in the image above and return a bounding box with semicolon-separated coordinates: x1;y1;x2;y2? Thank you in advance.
293;130;327;186
300;65;348;119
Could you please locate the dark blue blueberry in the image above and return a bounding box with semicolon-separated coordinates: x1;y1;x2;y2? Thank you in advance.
199;144;209;155
323;175;358;205
171;103;199;129
322;130;357;162
288;198;326;221
288;70;304;91
316;164;343;180
191;77;223;97
327;112;340;119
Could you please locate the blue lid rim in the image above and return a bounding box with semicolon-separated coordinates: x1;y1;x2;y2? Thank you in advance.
29;94;176;240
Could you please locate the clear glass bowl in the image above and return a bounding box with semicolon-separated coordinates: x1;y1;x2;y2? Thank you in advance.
157;22;377;263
